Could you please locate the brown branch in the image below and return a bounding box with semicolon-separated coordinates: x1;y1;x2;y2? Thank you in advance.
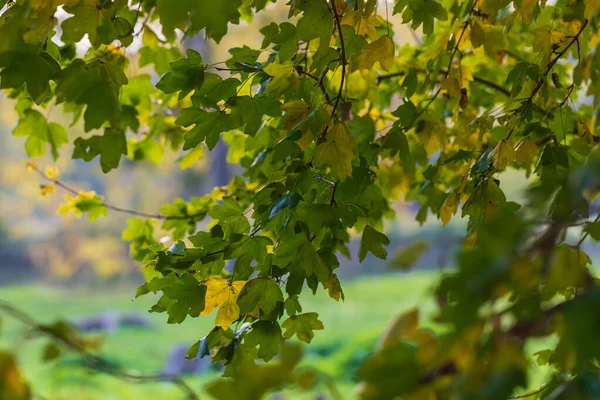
507;382;550;399
412;3;475;125
30;163;202;221
524;19;588;110
377;69;511;97
330;3;347;119
0;300;200;400
296;69;333;103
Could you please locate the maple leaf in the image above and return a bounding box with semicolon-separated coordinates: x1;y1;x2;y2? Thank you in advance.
201;278;246;330
313;122;358;181
282;312;324;343
358;225;390;262
354;35;395;71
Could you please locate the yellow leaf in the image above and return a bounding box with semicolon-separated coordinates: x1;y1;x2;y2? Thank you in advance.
470;21;485;48
490;140;515;169
282;100;311;130
333;0;348;14
40;184;54;197
463;233;477;251
532;27;564;67
514;138;538;166
313;122;357;180
440;77;461;98
298;129;315;150
45;166;59;180
0;352;30;400
58;195;81;218
342;11;379;39
26;160;38;172
519;0;538;24
201;278;246;330
354;35;395;71
323;274;344;302
78;190;97;199
263;61;300;94
584;0;600;19
440;192;458;226
379;309;419;349
451;323;483;371
178;146;205;170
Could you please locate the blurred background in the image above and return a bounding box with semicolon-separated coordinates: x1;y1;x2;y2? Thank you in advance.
0;2;586;399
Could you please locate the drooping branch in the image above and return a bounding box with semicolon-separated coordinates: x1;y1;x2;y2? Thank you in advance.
412;2;476;124
377;68;511;97
523;19;588;111
0;299;200;400
29;163;203;221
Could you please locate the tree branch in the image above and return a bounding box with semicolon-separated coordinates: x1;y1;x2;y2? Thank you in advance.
377;68;511;97
0;300;200;400
330;2;347;119
30;163;203;221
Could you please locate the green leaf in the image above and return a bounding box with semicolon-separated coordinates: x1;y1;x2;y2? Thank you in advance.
55;58;128;131
13;110;67;160
359;225;390;262
62;1;133;47
237;277;284;315
162;274;207;324
176;108;233;151
191;73;240;108
0;49;60;104
245;321;284;362
72;127;127;173
156;49;205;98
295;0;333;53
392;100;417;128
230;96;282;136
269;192;302;220
282;312;324;343
313;122;358;181
189;0;243;43
207;197;250;235
296;240;330;284
390;241;429;270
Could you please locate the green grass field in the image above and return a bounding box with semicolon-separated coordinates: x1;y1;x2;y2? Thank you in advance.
0;273;438;399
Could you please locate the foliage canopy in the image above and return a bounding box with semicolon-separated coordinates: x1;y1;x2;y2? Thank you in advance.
3;0;600;398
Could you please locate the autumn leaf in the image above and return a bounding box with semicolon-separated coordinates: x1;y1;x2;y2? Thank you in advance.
515;139;538;166
354;35;395;71
201;278;247;330
491;140;515;169
313;122;358;180
440;192;459;226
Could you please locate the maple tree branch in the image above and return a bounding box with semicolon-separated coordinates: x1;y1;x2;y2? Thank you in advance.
413;6;474;124
330;2;347;118
296;69;333;103
0;300;200;400
524;19;588;109
377;69;511;97
29;163;202;221
507;382;550;399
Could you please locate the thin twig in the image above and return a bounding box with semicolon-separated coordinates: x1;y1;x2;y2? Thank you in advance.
330;3;347;119
412;3;475;124
0;300;200;400
378;68;511;97
30;164;203;221
524;19;588;109
507;382;550;399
